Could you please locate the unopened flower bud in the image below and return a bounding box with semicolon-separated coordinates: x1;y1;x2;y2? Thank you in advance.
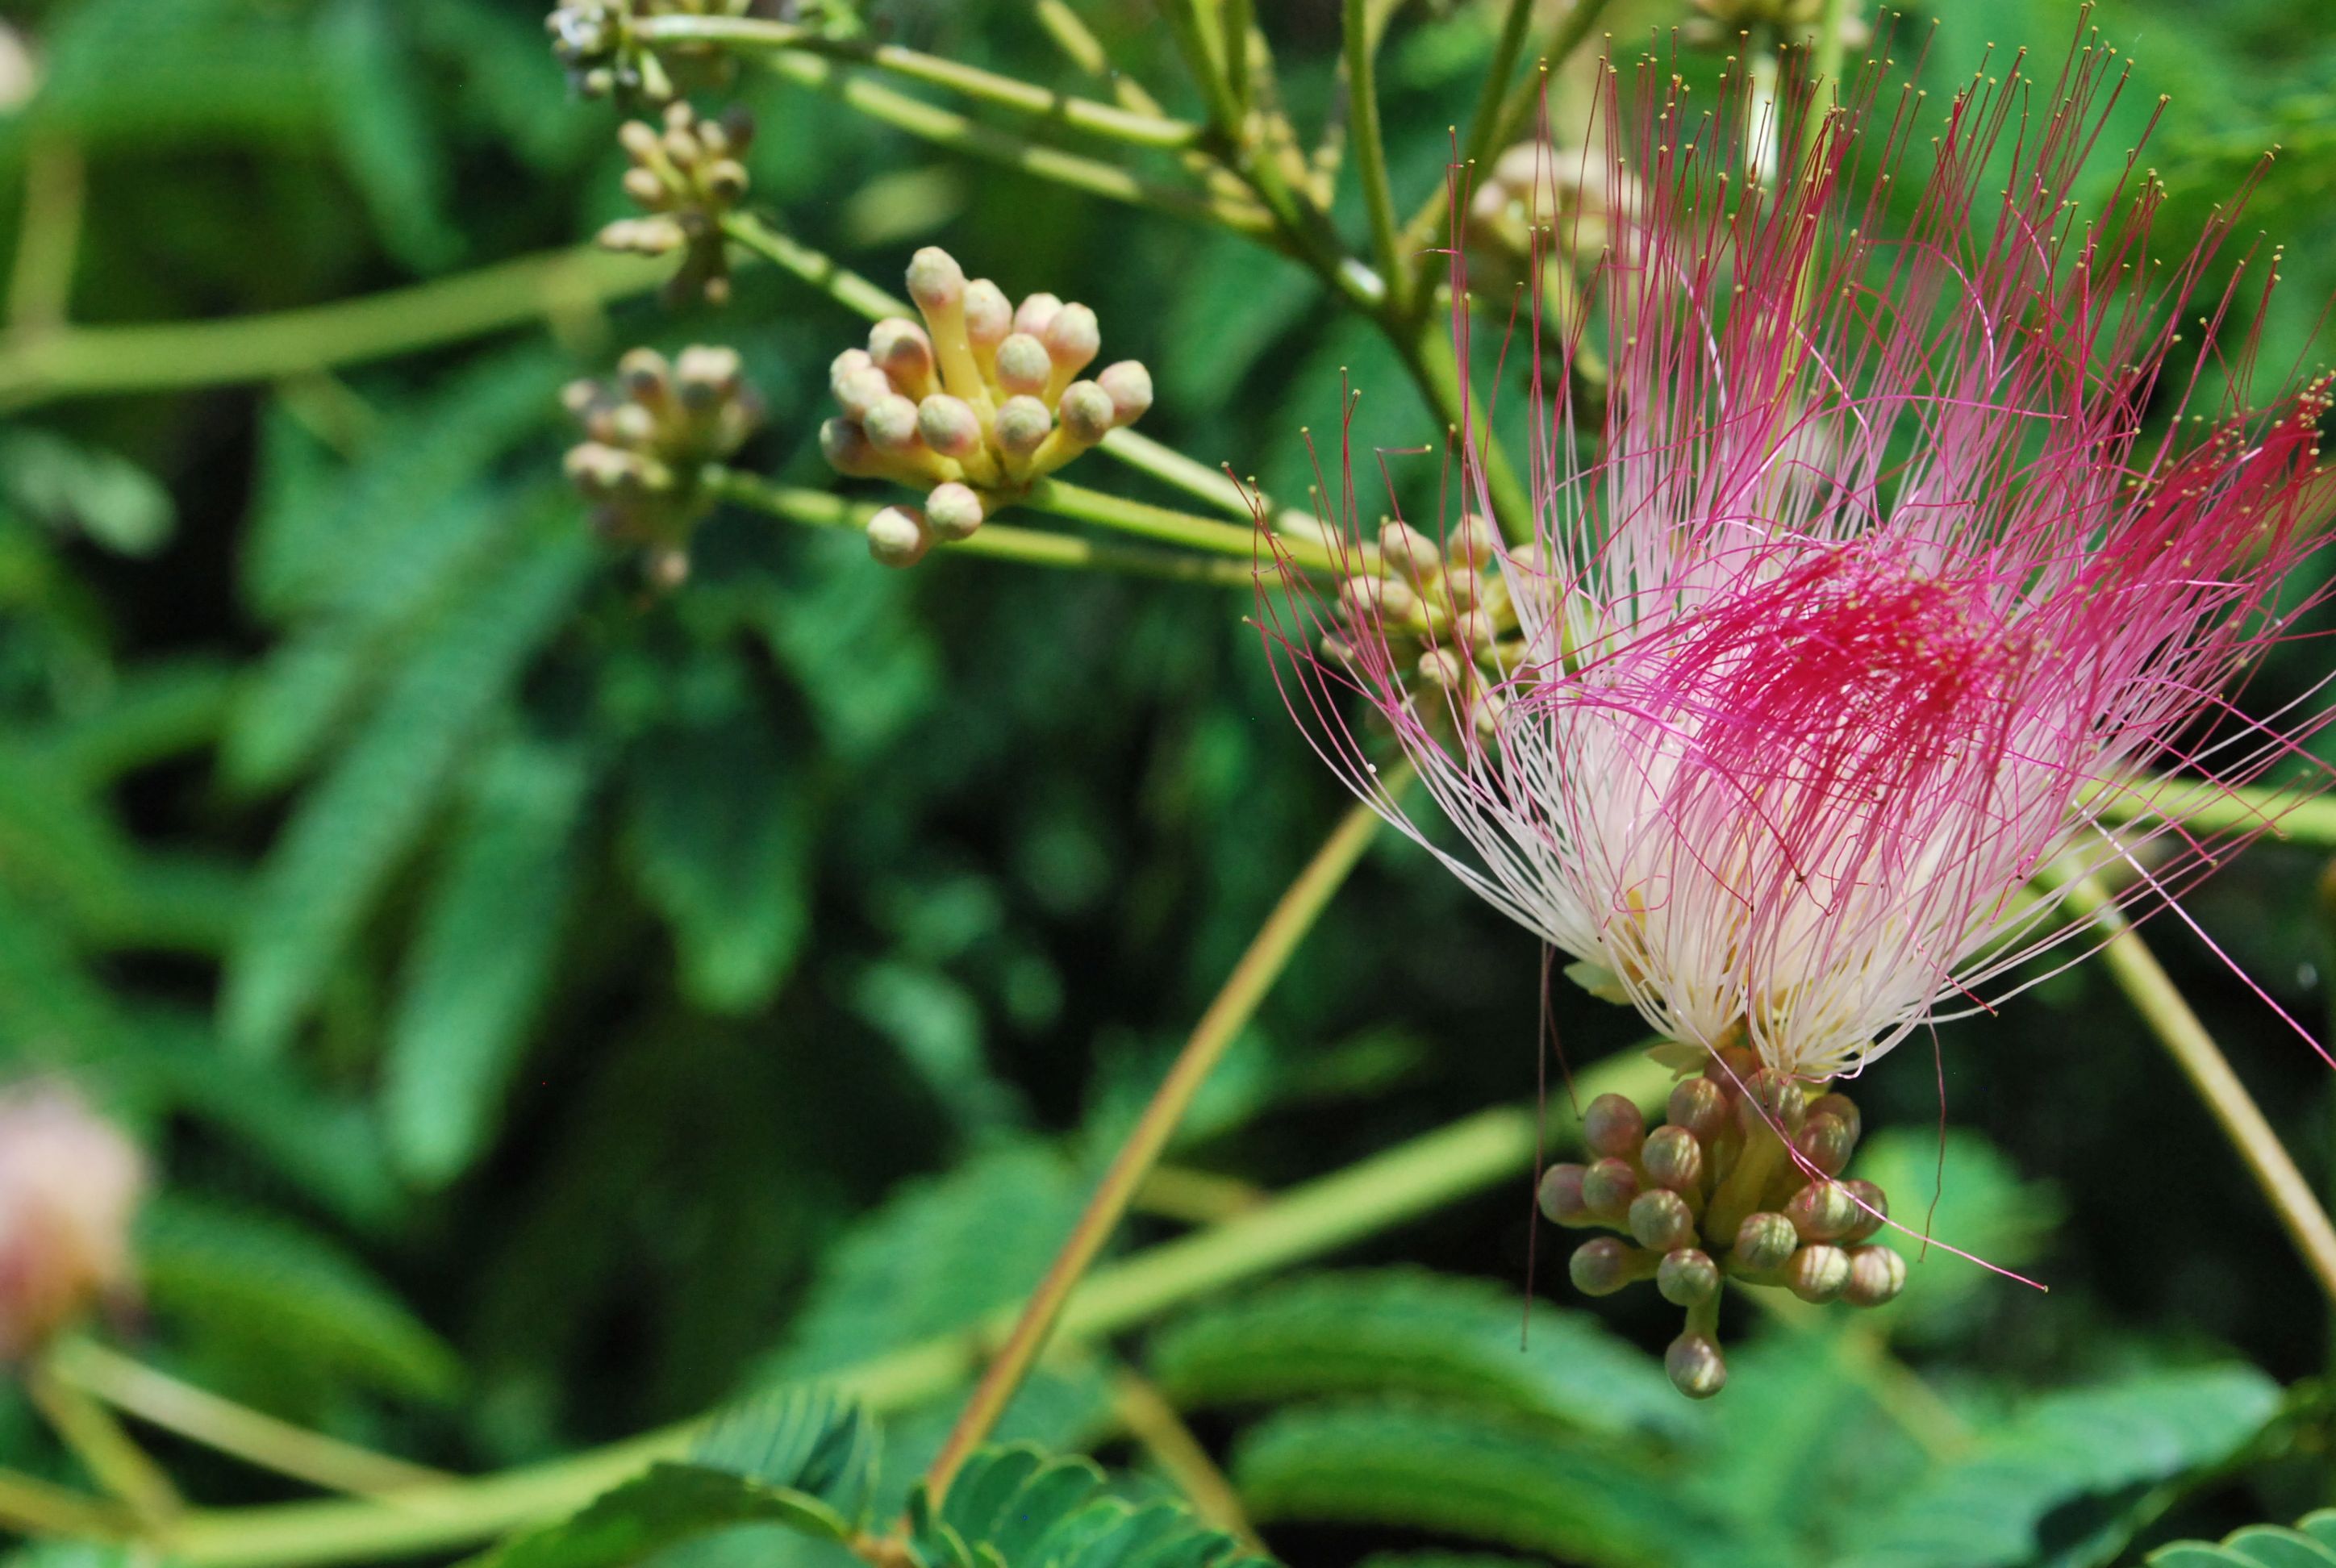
1375;522;1437;579
702;159;749;202
1667;1076;1731;1144
1579;1157;1638;1222
1057;380;1115;445
674;345;741;407
1738;1069;1808;1137
1628;1187;1696;1253
917;394;984;458
870;319;936;398
862;394;924;454
926;482;986;543
905;246;966;312
1013;291;1063;337
1784;1178;1860;1241
1447;512;1501;569
1641;1124;1704;1193
623;166;669;208
1842;1245;1907;1307
618;120;661;161
996;333;1053;396
1043;303;1101;378
1569;1236;1648;1296
1418;647;1468;690
1337;573;1420;626
832;365;891;422
1838;1178;1888;1243
1657;1247;1720;1307
619;347;670;399
995;395;1053;457
1095;361;1153;426
820;417;884;478
1784;1243;1852;1303
1537;1162;1592;1227
1582;1092;1644;1159
866;505;932;567
0;1085;145;1359
962;278;1012;348
1664;1334;1728;1399
1732;1211;1797;1273
1809;1092;1862;1148
1795;1112;1854;1178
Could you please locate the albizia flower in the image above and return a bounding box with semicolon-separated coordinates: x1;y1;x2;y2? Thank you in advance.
1262;41;2335;1087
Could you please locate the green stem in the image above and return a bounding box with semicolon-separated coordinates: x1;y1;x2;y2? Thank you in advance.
0;248;663;412
2054;871;2336;1305
150;1057;1666;1568
1107;1367;1259;1546
1028;476;1331;571
761;52;1271;238
922;792;1388;1502
635;15;1205;149
50;1340;454;1499
707;469;1255;586
1402;322;1534;544
2081;776;2336;849
7;139;86;330
1341;0;1408;317
26;1355;183;1525
0;1468;132;1541
1162;0;1244;142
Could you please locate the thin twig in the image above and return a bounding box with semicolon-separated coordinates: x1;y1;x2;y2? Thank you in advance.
1108;1367;1260;1545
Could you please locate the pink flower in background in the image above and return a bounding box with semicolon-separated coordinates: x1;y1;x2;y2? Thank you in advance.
1262;40;2335;1082
0;1084;145;1359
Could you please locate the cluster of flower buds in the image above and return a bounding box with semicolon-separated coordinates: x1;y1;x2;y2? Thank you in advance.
1539;1052;1900;1399
1681;0;1870;49
821;246;1153;568
599;102;753;306
0;1084;145;1362
1466;140;1634;276
563;345;761;585
547;0;746;101
1323;515;1522;740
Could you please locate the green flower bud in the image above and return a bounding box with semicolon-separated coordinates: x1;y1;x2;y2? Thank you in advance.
1731;1211;1797;1273
1666;1075;1731;1143
925;482;986;543
1056;380;1115;445
618;347;670;399
917;394;984;458
1641;1124;1704;1193
1447;512;1501;569
617;120;662;162
1795;1111;1854;1178
862;393;924;454
1657;1247;1720;1307
622;167;669;208
1096;361;1153;426
995;394;1053;456
865;505;932;567
996;333;1053;397
906;246;966;313
702;158;749;202
1842;1245;1906;1307
963;278;1012;348
1417;647;1468;690
1738;1069;1808;1137
1582;1091;1645;1159
673;345;741;407
1784;1243;1851;1303
1337;574;1420;626
1580;1156;1638;1223
1784;1178;1859;1241
1809;1091;1862;1148
1628;1187;1696;1253
1838;1178;1888;1244
1378;521;1440;578
1665;1333;1727;1399
1537;1162;1591;1227
1013;291;1062;337
1569;1236;1648;1296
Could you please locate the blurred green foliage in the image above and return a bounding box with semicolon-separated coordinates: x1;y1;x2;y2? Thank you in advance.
4;1;2336;1566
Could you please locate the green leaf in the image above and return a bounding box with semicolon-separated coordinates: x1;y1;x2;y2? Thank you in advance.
223;528;590;1057
139;1196;461;1402
2147;1511;2336;1566
904;1443;1269;1568
314;0;460;269
0;428;175;557
1145;1269;1687;1441
1231;1402;1767;1568
382;732;593;1186
1849;1128;2063;1346
1846;1366;2282;1568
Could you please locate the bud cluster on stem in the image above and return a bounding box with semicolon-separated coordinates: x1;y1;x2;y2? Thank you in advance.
1319;512;1516;740
1540;1049;1900;1399
599;101;754;306
562;344;761;585
822;246;1153;568
547;0;746;101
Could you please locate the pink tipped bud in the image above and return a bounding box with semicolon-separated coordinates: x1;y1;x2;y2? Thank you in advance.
1538;1163;1592;1227
1579;1156;1639;1223
1809;1092;1863;1148
1737;1069;1808;1137
1657;1248;1720;1307
862;394;924;454
905;247;966;312
926;482;986;542
1795;1112;1855;1178
1582;1092;1645;1159
1664;1334;1727;1399
1838;1179;1888;1244
917;394;984;458
870;319;936;393
963;279;1012;347
1056;380;1115;445
1784;1243;1852;1303
1013;291;1063;336
995;395;1053;456
1569;1236;1648;1296
820;417;883;478
1641;1124;1705;1193
866;505;932;567
1666;1077;1731;1143
1043;302;1100;374
995;334;1053;396
831;365;891;423
1095;361;1153;426
1627;1187;1696;1253
0;1085;145;1359
1731;1211;1797;1273
1784;1178;1860;1241
1842;1245;1908;1307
